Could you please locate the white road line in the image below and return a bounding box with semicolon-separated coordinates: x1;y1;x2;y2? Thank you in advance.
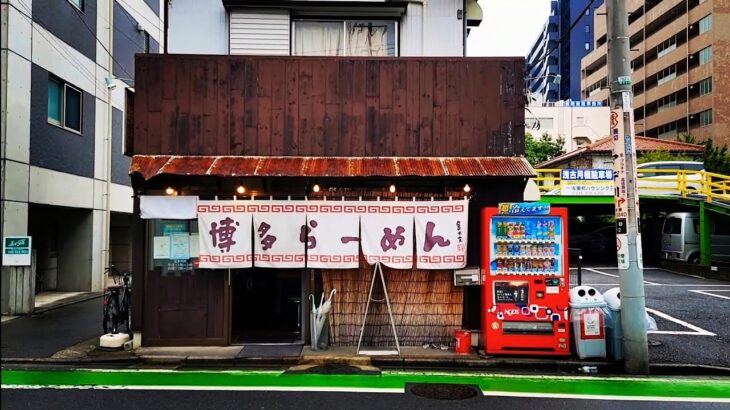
583;284;730;287
481;391;730;403
0;384;404;394
585;268;658;285
645;308;716;336
688;290;730;300
585;268;619;278
2;384;727;403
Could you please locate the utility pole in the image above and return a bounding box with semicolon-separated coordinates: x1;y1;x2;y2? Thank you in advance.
606;0;649;374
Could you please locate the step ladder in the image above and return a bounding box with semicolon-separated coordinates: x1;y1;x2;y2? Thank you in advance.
356;262;401;356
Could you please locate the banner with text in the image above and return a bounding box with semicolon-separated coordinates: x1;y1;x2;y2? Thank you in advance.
197;201;253;268
361;202;415;269
414;201;469;269
305;204;360;269
252;202;306;268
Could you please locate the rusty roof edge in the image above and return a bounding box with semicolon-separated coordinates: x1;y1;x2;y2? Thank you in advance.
439;158;450;176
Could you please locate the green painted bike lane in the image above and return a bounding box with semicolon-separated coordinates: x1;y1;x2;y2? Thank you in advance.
2;369;729;400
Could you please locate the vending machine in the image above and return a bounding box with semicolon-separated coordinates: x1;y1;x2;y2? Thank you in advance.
481;203;570;356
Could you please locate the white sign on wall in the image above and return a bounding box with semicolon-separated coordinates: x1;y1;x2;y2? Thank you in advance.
2;236;32;266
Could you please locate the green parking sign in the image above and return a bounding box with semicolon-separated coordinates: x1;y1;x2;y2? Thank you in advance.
3;236;32;266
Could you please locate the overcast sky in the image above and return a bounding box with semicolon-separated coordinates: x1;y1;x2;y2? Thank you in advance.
467;0;553;57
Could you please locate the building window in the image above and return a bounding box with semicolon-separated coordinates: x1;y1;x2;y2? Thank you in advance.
658;122;677;139
699;15;712;34
699;46;712;65
585;25;590;33
293;20;397;56
585;42;590;50
657;37;676;58
657;94;677;112
68;0;83;11
699;109;712;127
699;77;712;96
143;31;151;53
585;8;591;16
657;65;677;85
525;117;554;130
47;76;83;133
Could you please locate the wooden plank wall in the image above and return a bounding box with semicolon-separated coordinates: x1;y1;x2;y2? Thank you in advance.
134;55;525;157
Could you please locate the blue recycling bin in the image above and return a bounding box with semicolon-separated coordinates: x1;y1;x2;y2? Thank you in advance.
602;288;623;361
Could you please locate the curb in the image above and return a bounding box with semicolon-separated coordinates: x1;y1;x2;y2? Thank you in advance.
32;293;104;315
3;355;729;376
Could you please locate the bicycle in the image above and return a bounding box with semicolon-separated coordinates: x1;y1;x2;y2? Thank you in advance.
102;265;132;334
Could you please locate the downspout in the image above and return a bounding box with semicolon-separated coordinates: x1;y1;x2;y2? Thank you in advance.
462;0;467;56
102;0;114;287
164;0;169;53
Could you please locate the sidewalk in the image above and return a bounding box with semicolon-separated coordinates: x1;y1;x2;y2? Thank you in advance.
6;337;730;377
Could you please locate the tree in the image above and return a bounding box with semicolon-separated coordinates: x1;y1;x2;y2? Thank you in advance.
525;132;565;166
637;150;691;164
675;133;730;174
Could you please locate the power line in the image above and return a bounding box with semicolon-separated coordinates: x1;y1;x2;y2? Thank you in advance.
529;0;598;72
67;2;135;79
16;1;105;91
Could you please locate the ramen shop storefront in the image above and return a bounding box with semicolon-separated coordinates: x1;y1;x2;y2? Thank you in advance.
130;156;534;347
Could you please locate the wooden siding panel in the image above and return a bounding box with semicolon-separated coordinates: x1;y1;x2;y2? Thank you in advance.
133;56;525;157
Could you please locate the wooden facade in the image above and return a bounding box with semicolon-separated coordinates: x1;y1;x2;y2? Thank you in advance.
132;55;525;157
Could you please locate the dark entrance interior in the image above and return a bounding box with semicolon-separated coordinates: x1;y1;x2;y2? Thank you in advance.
231;269;302;344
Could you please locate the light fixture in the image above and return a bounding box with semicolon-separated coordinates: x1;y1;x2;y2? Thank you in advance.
165;186;176;196
104;77;116;90
236;185;246;194
312;184;321;193
463;184;472;193
389;184;396;193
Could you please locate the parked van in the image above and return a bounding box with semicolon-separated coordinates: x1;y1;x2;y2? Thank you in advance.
661;212;730;264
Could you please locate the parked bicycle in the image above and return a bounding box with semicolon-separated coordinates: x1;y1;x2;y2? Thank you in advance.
102;265;132;334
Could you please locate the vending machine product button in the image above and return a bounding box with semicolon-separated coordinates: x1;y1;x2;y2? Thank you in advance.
491;322;500;330
536;292;544;298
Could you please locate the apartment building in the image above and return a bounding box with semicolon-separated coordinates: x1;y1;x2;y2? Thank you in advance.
526;0;605;103
581;0;727;144
1;0;163;313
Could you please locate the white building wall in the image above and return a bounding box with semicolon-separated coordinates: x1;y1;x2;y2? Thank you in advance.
525;104;610;152
168;0;228;54
1;0;162;299
167;0;467;56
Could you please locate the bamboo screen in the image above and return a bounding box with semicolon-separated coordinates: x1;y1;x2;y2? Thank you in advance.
322;262;464;347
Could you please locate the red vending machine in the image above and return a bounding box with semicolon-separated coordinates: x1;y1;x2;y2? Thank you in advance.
481;203;570;356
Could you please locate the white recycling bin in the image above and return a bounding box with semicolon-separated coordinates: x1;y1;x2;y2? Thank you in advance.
602;287;623;361
569;286;607;359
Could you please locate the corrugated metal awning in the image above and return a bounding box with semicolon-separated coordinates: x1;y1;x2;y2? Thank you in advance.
130;156;535;181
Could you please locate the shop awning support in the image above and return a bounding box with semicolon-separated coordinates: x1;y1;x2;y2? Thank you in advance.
356;262;401;356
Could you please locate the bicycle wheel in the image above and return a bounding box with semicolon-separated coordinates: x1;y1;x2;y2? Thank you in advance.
103;293;120;334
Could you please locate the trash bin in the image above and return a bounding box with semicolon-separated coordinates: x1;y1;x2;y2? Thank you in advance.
569;286;607;359
602;287;623;361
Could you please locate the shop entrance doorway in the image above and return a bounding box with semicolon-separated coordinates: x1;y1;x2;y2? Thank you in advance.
231;269;303;344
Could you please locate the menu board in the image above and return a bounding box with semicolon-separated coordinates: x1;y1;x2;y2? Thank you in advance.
494;281;529;304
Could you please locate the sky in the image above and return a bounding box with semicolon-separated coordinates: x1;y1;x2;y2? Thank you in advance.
467;0;553;57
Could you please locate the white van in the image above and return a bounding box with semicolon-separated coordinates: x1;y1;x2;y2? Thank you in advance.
661;212;730;264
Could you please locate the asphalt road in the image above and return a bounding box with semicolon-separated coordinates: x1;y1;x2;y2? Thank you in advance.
1;297;102;358
2;389;727;410
579;266;730;368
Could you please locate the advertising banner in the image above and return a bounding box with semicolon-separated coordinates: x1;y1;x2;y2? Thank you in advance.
197;201;253;268
304;203;361;269
414;200;469;269
252;202;306;268
560;168;613;196
360;202;415;269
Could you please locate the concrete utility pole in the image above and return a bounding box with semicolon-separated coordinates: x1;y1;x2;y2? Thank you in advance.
606;0;650;374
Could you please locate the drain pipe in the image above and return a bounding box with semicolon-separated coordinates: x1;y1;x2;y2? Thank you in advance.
102;0;114;288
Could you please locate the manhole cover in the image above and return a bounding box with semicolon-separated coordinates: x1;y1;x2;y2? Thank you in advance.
409;383;480;400
648;339;663;347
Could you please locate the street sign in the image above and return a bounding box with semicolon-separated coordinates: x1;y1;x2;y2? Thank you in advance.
617;76;631;85
2;236;32;266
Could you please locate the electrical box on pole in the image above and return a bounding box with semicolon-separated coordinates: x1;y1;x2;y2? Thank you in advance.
606;0;650;374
